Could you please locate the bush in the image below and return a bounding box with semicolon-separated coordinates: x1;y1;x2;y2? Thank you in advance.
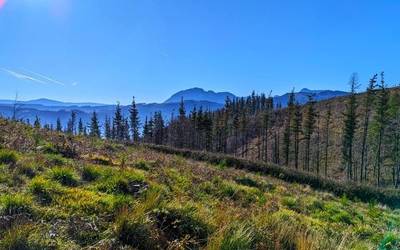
379;232;400;250
97;170;147;195
50;167;78;186
17;164;36;178
134;160;150;171
90;155;112;165
115;215;155;249
44;154;66;166
152;207;210;248
0;194;32;216
81;165;102;182
0;149;18;165
29;177;55;204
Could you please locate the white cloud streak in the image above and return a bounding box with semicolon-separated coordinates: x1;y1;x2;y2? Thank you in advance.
1;68;48;85
1;68;72;86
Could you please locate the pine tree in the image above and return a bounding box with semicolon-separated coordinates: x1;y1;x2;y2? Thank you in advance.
129;96;140;143
56;118;62;132
78;118;84;135
373;72;389;186
66;111;77;134
89;111;101;138
360;74;377;182
292;102;302;169
324;104;332;178
153;112;165;145
303;95;316;172
113;103;124;141
388;90;400;188
104;117;112;139
342;73;359;181
283;90;295;166
34;116;41;129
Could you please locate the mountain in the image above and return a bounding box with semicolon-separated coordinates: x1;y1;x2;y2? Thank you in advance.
0;98;105;107
164;87;236;104
273;88;348;107
0;87;347;128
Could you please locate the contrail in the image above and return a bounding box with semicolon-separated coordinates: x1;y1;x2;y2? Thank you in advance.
24;69;66;86
1;68;48;85
1;68;71;86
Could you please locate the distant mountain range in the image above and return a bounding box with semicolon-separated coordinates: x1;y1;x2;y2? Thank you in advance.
0;87;348;128
165;87;236;104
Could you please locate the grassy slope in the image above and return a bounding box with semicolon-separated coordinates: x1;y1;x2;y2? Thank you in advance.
0;119;399;249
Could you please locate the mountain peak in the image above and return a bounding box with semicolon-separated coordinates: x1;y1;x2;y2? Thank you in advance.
164;88;236;104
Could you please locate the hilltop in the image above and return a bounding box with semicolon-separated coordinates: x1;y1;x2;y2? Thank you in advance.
0;118;398;249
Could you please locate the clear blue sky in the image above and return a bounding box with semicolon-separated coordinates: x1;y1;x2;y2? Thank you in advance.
1;0;399;104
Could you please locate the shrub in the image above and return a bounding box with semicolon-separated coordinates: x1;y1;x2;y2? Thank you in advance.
90;155;112;165
220;223;255;250
81;165;102;182
0;194;32;216
282;196;299;211
152;207;210;248
115;215;155;249
50;167;78;186
97;170;147;195
134;160;150;171
17;164;36;178
29;177;55;204
45;154;66;166
0;149;18;165
379;232;400;250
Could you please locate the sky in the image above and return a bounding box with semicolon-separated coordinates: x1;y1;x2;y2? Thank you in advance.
1;0;400;104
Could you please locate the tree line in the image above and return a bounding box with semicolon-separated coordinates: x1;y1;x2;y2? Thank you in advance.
26;73;400;188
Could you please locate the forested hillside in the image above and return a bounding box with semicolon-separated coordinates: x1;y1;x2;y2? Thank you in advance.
0;118;399;249
161;73;400;189
25;73;400;190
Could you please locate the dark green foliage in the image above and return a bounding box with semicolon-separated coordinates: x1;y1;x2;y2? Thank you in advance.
89;111;101;138
342;73;359;181
129;96;140;143
379;232;400;250
116;216;155;249
134;160;150;171
152;207;210;248
0;149;18;165
81;165;102;181
50;167;78;186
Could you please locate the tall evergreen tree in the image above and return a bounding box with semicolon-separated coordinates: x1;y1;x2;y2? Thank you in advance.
342;73;359;181
283;90;295;166
129;96;140;143
360;74;377;182
89;111;101;138
303;95;316;172
292;102;302;169
373;72;389;186
324;104;332;178
78;118;84;135
104;117;112;139
388;90;400;188
56;118;62;132
113;103;124;141
34;116;41;129
66;111;77;134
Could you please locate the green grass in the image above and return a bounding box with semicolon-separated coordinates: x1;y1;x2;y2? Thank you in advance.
49;167;78;186
0;118;399;249
0;149;18;165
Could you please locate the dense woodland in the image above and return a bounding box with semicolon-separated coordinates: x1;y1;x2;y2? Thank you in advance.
24;72;400;188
